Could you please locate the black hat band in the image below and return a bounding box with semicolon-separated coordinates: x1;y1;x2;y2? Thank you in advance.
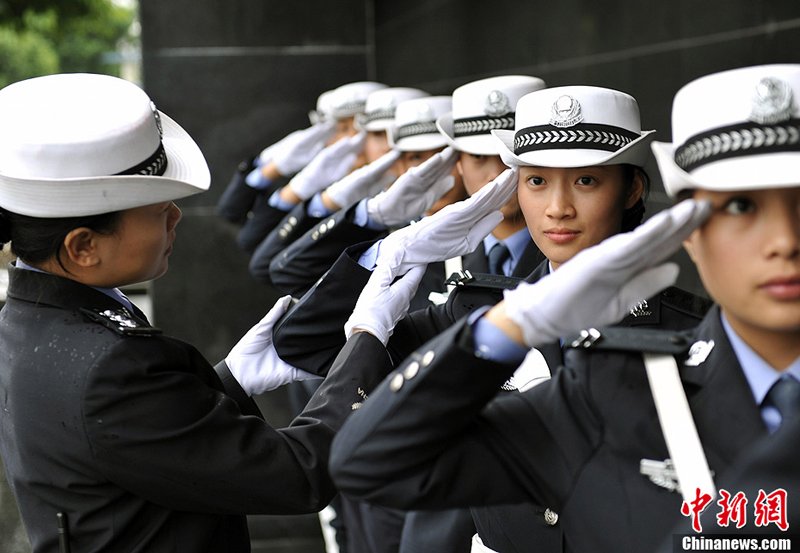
364;108;396;124
454;113;515;137
513;123;639;155
115;142;168;176
674;118;800;173
396;121;439;141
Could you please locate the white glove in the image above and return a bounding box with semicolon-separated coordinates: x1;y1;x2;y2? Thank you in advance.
376;167;519;275
271;121;337;176
503;199;712;347
366;146;459;227
245;166;273;190
256;128;301;166
344;250;427;345
324;149;401;209
225;295;321;395
288;131;367;201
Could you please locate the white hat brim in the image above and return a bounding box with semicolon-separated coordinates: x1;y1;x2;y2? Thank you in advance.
436;113;502;156
492;128;656;168
0;111;210;218
652;140;800;197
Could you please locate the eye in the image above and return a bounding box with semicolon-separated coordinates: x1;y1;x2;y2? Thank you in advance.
526;175;545;186
576;176;596;186
723;197;755;215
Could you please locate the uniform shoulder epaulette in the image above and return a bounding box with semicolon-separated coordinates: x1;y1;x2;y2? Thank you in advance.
658;286;714;320
444;270;523;291
565;326;692;355
80;307;162;337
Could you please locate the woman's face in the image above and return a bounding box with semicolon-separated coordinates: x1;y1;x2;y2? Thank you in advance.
364;130;390;164
517;165;642;269
96;201;182;286
330;116;358;144
458;152;521;220
684;187;800;362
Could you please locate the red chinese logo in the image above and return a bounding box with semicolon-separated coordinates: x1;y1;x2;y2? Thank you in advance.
680;487;789;533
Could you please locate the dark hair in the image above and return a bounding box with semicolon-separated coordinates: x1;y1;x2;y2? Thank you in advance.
620;164;651;232
0;209;122;271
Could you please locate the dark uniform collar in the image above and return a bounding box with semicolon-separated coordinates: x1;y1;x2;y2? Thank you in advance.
5;263;150;324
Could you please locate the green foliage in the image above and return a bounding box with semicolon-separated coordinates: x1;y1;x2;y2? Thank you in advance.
0;26;58;88
0;0;135;86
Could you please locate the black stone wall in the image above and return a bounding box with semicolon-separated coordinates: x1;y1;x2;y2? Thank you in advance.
141;1;800;357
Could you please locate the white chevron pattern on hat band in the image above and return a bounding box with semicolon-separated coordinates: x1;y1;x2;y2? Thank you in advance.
395;121;440;140
454;114;515;137
513;123;638;155
364;108;396;123
674;118;800;172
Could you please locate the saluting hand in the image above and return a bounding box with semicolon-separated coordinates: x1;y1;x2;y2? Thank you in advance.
375;166;518;275
365;146;459;227
287;131;367;201
494;199;712;347
323;149;401;210
271;121;337;176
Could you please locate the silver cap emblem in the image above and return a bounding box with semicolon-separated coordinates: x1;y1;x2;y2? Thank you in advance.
150;101;163;139
484;90;512;117
685;340;714;367
749;77;794;124
550;95;583;128
415;103;435;122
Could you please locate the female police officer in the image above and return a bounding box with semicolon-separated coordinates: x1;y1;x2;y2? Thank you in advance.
328;64;800;552
0;73;393;553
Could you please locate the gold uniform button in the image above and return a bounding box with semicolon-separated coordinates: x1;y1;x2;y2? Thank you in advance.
421;350;435;366
326;218;336;230
543;508;559;526
311;231;319;241
389;373;404;392
288;216;298;226
278;229;288;238
403;362;420;379
319;224;327;234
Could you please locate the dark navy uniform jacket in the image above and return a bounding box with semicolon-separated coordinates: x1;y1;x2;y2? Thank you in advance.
329;306;773;553
273;241;708;378
272;241;711;552
0;265;391;553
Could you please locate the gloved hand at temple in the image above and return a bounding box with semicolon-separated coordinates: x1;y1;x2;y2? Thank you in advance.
501;199;712;347
374;166;518;275
287;131;367;201
365;146;459;228
324;149;401;209
271;121;337;176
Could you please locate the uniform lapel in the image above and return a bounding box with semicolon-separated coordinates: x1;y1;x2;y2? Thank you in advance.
679;306;768;471
512;240;546;278
462;247;489;274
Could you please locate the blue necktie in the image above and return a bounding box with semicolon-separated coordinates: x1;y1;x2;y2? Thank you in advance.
764;375;800;429
487;242;511;276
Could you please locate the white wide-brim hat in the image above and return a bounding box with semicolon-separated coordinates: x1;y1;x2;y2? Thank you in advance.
328;81;388;120
308;89;337;124
388;96;452;152
0;73;210;218
358;87;430;132
652;64;800;197
436;75;546;156
491;85;655;168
